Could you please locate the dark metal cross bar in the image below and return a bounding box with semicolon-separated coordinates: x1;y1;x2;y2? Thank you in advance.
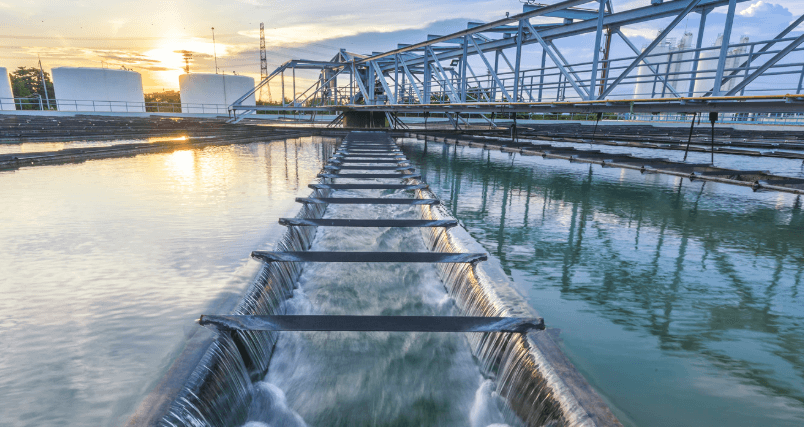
279;218;458;228
309;183;427;190
333;157;406;161
694;170;767;176
336;153;401;157
324;165;414;170
338;149;401;153
317;173;421;179
333;158;406;162
199;315;545;333
296;197;440;205
341;145;396;149
331;159;407;164
251;251;488;263
760;178;804;186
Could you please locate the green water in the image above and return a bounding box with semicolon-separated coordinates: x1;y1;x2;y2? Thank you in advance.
400;138;804;427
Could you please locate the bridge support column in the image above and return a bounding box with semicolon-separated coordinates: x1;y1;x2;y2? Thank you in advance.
343;111;388;128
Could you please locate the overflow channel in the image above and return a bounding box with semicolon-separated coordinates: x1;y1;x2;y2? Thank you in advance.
130;131;621;427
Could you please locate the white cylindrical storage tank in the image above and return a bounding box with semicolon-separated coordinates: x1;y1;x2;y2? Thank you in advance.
179;73;255;114
52;67;145;112
633;53;653;98
669;32;694;96
1;67;15;111
723;36;750;93
634;42;669;98
693;35;724;96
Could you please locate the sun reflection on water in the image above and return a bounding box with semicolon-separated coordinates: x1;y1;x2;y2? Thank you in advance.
164;149;196;188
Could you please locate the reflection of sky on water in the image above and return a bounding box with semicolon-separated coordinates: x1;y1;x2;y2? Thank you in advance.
401;138;804;427
0;136;190;156
0;137;335;427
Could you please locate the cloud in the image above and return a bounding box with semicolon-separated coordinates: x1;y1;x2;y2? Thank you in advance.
108;19;127;33
620;27;661;41
739;1;792;18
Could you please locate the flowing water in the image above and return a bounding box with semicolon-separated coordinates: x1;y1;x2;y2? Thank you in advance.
242;186;511;427
400;137;804;427
0;137;334;427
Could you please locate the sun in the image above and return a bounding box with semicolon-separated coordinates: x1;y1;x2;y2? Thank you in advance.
144;38;228;89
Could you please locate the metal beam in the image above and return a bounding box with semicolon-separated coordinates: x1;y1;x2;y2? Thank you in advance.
513;21;524;101
251;251;488;263
199;315;545;333
357;0;594;63
398;55;424;104
278;218;458;228
524;21;591;100
523;3;607;20
688;7;710;96
296;197;440;205
371;60;394;104
711;0;738;96
352;62;370;104
374;0;745;73
427;46;461;103
615;29;681;98
725;33;804;96
705;13;804;96
598;0;701;99
469;37;513;101
589;0;607;97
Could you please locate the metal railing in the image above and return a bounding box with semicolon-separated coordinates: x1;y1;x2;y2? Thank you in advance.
389;111;804;126
0;97;232;114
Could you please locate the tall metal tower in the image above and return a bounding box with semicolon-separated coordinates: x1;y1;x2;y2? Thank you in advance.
259;22;271;102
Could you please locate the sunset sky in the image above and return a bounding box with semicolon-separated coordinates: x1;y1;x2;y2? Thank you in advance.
2;0;802;98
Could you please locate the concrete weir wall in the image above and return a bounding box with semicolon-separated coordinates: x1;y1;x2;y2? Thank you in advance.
1;67;15;111
52;67;146;112
179;73;255;113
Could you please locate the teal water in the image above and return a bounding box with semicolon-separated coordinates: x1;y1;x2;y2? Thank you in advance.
399;138;804;427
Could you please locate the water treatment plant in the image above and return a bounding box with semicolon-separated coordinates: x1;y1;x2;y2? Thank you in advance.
2;1;804;426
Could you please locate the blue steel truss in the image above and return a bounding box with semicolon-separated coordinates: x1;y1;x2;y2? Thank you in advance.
229;0;804;122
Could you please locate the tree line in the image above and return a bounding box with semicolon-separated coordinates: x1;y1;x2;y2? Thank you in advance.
8;67;55;109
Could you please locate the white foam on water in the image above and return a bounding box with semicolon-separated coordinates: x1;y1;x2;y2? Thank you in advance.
469;378;510;427
243;187;510;426
246;382;307;427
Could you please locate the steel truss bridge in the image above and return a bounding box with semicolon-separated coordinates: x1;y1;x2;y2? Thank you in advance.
229;0;804;124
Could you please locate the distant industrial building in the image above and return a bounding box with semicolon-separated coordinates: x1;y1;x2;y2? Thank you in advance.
634;34;749;98
52;67;145;112
634;33;694;98
1;67;15;111
693;34;750;96
179;73;255;114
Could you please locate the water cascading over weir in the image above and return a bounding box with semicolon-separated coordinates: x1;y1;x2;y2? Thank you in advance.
127;131;621;427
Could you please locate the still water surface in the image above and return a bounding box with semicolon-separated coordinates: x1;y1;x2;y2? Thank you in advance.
0;137;332;427
0;136;188;155
400;138;804;426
